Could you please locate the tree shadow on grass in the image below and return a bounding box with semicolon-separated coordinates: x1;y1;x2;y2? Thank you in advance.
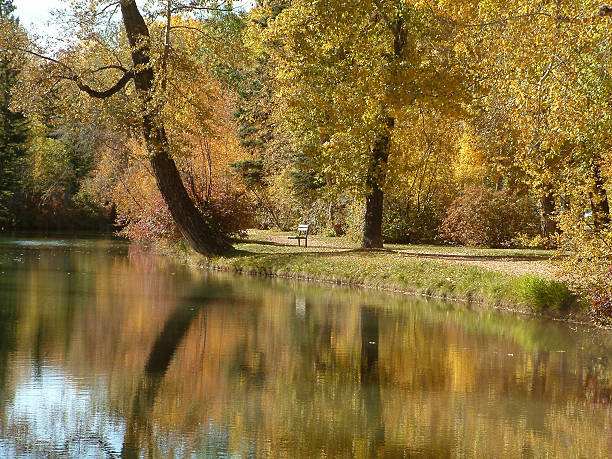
232;237;292;248
226;247;393;259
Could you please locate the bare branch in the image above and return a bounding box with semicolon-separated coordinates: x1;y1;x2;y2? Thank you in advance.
97;1;121;18
73;69;134;98
92;64;130;73
21;47;134;99
171;2;233;13
161;0;172;92
19;48;73;72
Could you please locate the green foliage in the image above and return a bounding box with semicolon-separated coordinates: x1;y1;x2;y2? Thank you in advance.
382;196;443;244
0;0;27;229
231;159;265;186
515;275;577;313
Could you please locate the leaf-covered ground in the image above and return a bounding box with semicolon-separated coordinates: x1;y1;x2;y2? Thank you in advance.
243;230;558;279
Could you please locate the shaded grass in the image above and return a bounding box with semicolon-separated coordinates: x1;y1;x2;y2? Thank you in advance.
246;229;555;259
195;241;581;316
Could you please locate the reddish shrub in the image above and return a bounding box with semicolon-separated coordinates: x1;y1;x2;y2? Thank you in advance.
589;267;612;326
119;188;253;244
441;185;538;247
203;187;254;238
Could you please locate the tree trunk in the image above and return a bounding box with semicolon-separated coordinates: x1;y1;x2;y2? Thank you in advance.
362;120;393;249
120;0;231;254
590;159;610;230
540;191;558;239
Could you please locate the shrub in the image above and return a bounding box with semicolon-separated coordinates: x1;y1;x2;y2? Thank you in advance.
516;275;576;313
119;188;253;244
584;266;612;326
203;187;254;238
441;185;539;248
383;199;443;244
554;202;612;324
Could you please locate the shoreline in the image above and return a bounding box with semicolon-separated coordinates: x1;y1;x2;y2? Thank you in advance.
160;238;590;326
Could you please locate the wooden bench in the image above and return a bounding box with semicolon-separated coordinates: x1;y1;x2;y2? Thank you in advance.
288;224;310;247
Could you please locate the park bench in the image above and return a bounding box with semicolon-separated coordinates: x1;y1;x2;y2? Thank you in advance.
288;224;310;247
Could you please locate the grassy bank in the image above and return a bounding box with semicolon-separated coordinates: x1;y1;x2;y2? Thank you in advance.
165;234;582;319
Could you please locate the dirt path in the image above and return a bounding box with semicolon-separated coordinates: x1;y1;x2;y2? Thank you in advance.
428;257;557;279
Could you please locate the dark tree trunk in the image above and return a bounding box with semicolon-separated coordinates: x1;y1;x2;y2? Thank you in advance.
120;0;231;254
362;179;385;248
590;160;610;230
362;120;393;249
540;191;558;239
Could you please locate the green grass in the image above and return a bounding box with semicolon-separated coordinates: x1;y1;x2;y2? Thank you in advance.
245;229;555;259
164;232;580;317
515;275;577;313
176;242;578;318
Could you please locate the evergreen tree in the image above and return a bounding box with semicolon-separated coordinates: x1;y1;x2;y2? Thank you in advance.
230;1;325;229
0;0;28;229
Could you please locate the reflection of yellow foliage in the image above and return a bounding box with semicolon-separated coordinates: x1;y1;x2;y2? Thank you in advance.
6;243;612;457
446;345;476;393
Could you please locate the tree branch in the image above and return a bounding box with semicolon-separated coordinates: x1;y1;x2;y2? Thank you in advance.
168;25;222;42
171;5;232;13
92;64;130;73
599;5;612;16
72;69;134;98
21;47;134;99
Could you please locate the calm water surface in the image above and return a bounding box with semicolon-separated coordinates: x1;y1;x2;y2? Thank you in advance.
1;236;612;458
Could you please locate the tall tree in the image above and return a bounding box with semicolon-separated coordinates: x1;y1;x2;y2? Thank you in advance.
118;1;233;254
265;0;469;247
23;1;238;254
0;0;27;229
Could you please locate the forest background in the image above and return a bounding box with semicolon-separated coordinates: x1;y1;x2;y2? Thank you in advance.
0;0;610;318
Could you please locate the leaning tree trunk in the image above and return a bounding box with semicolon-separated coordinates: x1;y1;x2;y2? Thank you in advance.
120;0;231;254
362;120;393;249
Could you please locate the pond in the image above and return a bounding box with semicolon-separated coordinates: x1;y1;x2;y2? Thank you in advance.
0;236;611;458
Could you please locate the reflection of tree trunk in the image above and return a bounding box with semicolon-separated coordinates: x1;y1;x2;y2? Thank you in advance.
590;160;610;230
363;120;394;249
121;302;206;458
119;0;231;255
540;191;558;238
360;307;384;454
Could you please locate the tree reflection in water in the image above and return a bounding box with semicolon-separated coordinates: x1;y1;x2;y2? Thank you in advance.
121;291;210;458
1;238;612;457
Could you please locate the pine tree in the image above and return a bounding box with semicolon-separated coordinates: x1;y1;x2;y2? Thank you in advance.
0;0;28;229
